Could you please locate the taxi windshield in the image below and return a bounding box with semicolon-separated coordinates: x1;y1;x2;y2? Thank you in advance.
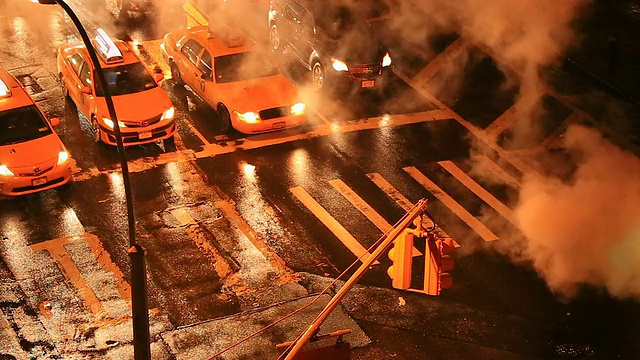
96;62;157;96
0;105;53;145
214;52;279;83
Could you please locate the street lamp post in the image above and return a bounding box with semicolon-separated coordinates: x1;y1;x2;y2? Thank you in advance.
33;1;151;359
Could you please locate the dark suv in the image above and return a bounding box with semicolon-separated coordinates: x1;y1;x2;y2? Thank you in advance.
268;0;392;91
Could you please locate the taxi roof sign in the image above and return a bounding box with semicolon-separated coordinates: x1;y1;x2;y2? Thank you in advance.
93;28;124;64
0;78;11;99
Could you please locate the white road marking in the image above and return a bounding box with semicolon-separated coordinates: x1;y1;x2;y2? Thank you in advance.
329;179;422;256
367;173;460;247
290;186;379;264
412;38;469;84
186;121;210;145
471;155;521;189
438;160;517;225
403;166;499;242
393;68;536;178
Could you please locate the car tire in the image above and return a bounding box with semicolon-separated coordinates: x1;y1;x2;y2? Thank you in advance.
270;24;281;52
170;61;184;86
91;115;102;143
312;61;324;90
59;73;69;98
217;104;231;133
117;0;129;22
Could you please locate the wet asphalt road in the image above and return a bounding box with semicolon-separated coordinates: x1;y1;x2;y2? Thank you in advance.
1;0;640;359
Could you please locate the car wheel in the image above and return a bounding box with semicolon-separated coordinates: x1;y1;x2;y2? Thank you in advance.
312;61;324;90
270;24;280;52
170;62;184;86
217;105;231;133
117;0;129;21
91;116;102;143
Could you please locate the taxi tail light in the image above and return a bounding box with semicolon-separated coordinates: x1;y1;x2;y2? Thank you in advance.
0;165;14;177
0;78;11;98
57;150;70;165
291;103;306;116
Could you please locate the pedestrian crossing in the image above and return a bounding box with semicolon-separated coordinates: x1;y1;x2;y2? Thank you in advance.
290;156;520;264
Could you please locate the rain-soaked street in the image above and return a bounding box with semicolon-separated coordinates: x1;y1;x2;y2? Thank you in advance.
1;0;640;359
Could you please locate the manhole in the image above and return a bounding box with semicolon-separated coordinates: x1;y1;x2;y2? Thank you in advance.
15;75;44;95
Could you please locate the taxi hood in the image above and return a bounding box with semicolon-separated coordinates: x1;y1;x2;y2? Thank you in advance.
0;134;60;168
215;74;300;113
95;86;172;122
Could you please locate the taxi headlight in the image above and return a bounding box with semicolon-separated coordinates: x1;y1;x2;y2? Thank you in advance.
0;165;14;177
161;106;175;121
331;58;348;72
102;117;125;129
382;52;392;67
291;103;306;116
57;150;70;165
233;111;260;124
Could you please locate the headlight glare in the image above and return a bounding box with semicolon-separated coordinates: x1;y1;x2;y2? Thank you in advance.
57;150;70;165
291;103;306;115
161;106;175;120
234;111;260;124
331;58;348;72
102;117;125;129
0;165;14;177
382;52;392;67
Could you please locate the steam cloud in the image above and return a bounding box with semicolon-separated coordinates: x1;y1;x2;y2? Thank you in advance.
508;125;640;299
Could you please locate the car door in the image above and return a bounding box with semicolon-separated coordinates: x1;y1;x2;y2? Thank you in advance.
295;7;315;65
282;2;303;59
177;38;204;88
195;48;213;101
76;60;94;118
64;52;87;106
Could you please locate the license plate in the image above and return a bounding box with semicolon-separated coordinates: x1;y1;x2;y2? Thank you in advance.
273;122;286;129
139;131;152;139
32;177;47;186
362;80;375;88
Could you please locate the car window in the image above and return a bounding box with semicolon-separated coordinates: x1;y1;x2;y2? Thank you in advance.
67;53;85;75
198;50;212;77
214;52;280;83
181;39;204;66
0;105;53;145
78;62;92;88
95;62;158;97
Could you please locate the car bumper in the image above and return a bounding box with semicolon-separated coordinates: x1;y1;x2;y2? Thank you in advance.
327;66;391;90
233;114;306;134
0;164;72;196
98;120;177;146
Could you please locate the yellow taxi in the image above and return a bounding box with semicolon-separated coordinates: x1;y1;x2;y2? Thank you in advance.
161;25;306;134
57;28;176;146
0;67;72;196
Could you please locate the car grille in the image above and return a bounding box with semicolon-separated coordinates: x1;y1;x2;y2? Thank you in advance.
13;177;65;193
122;115;162;128
259;107;290;120
349;63;382;80
19;165;54;177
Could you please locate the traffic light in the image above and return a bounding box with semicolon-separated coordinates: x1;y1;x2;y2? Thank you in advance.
424;237;456;295
386;229;414;290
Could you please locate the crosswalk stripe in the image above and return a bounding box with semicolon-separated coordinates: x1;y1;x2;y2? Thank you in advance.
30;237;104;315
471;155;520;189
366;173;414;212
329;179;422;257
367;173;460;247
403;166;499;242
290;186;378;264
438;161;517;225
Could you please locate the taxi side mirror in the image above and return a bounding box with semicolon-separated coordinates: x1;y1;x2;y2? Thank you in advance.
50;117;60;127
80;86;92;95
154;73;164;82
